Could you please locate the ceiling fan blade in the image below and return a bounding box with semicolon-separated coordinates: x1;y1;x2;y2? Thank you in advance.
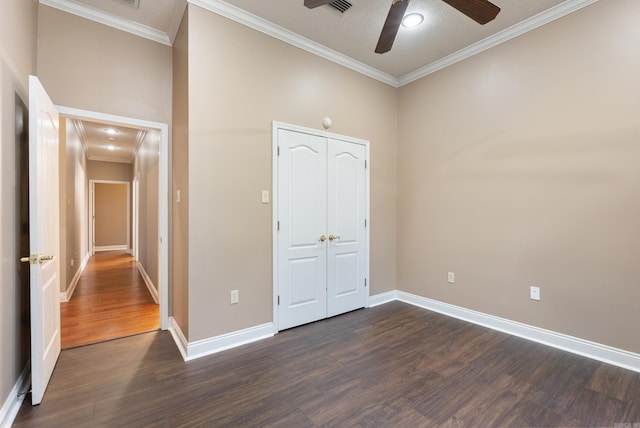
441;0;500;25
304;0;334;9
375;0;410;54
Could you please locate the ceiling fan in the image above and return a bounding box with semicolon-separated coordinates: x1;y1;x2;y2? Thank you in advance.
304;0;501;54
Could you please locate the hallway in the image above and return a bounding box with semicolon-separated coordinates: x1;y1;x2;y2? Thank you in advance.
60;251;159;349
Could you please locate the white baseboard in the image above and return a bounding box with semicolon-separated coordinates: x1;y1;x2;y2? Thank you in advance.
94;245;128;252
0;362;30;428
168;317;188;361
381;290;640;374
166;290;640;373
60;253;89;302
368;290;397;307
137;263;158;304
168;318;274;362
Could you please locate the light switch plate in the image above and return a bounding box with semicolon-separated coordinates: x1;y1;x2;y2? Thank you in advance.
530;286;540;301
261;190;269;204
448;272;455;284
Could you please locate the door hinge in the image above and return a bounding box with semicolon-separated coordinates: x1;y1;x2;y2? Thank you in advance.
365;219;367;227
277;146;280;156
365;160;367;169
365;278;367;287
277;295;280;305
277;221;280;231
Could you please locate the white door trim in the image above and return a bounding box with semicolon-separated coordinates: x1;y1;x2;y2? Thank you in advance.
57;106;170;330
132;175;139;259
89;179;130;253
272;121;370;333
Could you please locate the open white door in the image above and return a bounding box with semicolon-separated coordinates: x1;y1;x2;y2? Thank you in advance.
27;75;61;405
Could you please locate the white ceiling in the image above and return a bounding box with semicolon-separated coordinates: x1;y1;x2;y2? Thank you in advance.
72;118;146;164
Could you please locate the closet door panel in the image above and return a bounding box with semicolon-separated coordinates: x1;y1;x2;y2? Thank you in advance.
277;130;328;330
327;139;367;317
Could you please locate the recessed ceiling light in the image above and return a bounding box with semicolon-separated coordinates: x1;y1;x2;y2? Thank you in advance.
105;128;118;135
402;13;424;28
107;145;116;151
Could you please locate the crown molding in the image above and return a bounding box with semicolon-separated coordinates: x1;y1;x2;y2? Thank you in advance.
167;0;188;45
133;129;148;160
398;0;599;86
188;0;399;88
40;0;599;87
39;0;172;46
70;118;89;155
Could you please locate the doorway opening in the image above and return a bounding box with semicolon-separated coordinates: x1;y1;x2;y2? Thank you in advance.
56;106;169;348
89;180;131;255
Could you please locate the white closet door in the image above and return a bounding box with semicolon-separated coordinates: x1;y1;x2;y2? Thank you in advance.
277;129;328;330
327;139;367;317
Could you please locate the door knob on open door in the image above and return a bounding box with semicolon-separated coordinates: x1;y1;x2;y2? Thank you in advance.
328;234;341;241
19;254;55;264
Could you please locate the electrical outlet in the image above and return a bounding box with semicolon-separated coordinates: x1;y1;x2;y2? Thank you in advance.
230;289;239;304
530;286;540;301
70;259;74;267
448;272;455;284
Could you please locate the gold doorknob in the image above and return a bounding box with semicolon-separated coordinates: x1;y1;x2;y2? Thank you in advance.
20;254;39;264
19;254;55;264
328;234;341;241
319;235;326;242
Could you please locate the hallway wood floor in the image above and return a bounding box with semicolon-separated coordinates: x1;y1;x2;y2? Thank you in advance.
60;251;159;349
15;301;640;427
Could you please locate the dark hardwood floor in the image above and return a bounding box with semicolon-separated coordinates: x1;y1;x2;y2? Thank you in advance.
15;301;640;427
60;251;159;349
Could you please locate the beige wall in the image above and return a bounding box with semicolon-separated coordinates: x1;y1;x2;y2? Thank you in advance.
59;120;68;293
36;5;172;126
134;130;160;289
185;5;398;341
87;160;132;182
0;0;37;414
59;118;88;292
64;119;89;291
94;183;129;247
0;0;37;91
397;0;640;354
172;10;189;335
